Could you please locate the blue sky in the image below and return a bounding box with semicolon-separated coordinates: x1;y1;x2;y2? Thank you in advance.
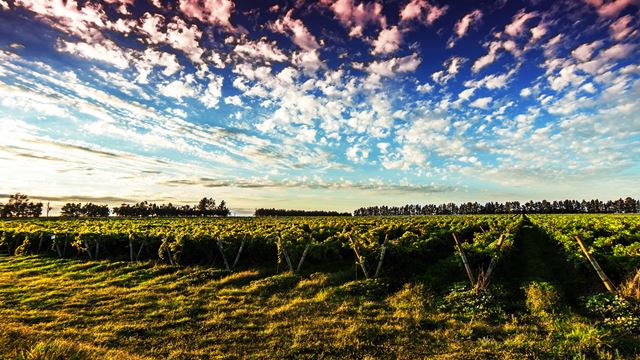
0;0;639;214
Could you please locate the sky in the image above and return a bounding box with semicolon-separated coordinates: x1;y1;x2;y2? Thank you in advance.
0;0;639;215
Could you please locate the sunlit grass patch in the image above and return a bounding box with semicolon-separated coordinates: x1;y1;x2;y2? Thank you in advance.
0;255;638;359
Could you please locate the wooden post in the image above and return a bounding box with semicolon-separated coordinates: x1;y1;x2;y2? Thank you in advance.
216;237;230;271
453;233;475;287
63;238;68;257
349;236;369;280
374;234;390;278
94;240;99;259
281;246;294;273
83;238;93;260
129;234;134;262
231;236;246;270
479;233;506;290
53;235;62;257
166;248;174;266
37;234;44;253
136;241;145;261
296;244;311;273
575;235;617;293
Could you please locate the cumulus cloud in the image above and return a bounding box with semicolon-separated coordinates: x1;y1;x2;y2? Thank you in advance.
432;56;465;83
271;10;321;51
572;40;604;62
399;0;448;25
292;50;325;75
234;39;288;63
56;39;130;69
371;26;401;55
322;0;386;37
471;41;502;73
583;0;640;17
448;9;482;48
470;96;492;109
504;10;538;37
610;15;637;41
362;53;421;77
178;0;236;30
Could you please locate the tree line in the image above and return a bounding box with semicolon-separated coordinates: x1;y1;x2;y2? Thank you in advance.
112;198;229;217
0;193;44;218
353;197;640;216
254;208;352;217
0;194;230;218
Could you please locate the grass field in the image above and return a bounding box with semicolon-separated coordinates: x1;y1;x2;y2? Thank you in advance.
0;216;638;359
1;258;639;358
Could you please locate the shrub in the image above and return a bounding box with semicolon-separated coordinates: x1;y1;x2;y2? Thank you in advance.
388;283;433;327
585;293;640;334
618;268;640;302
524;281;561;316
440;282;506;321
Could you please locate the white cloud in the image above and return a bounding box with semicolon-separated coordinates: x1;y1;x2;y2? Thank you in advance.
432;56;465;83
470;96;492;109
178;0;235;30
504;10;538;37
448;9;482;47
224;95;243;107
159;79;197;100
417;82;433;92
372;26;401;55
346;144;370;163
457;87;476;101
234;39;288;63
56;39;130;69
610;15;637;41
584;0;640;18
472;41;501;73
571;40;604;62
399;0;448;25
200;74;224;108
323;0;386;37
363;53;421;78
271;10;321;51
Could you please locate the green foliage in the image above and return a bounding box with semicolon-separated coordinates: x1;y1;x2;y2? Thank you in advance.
388;283;433;327
524;281;562;316
21;340;89;360
530;214;640;275
440;283;506;321
585;293;640;334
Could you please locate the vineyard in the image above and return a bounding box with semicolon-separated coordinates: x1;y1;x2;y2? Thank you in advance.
0;214;638;358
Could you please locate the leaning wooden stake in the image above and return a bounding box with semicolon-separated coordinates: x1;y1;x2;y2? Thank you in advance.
281;247;294;273
53;235;62;257
37;234;44;253
374;234;390;278
129;234;134;262
216;237;230;271
166;248;174;266
83;237;93;260
479;233;506;290
136;241;145;261
349;236;369;280
296;244;311;273
231;236;246;270
453;233;475;287
575;235;617;293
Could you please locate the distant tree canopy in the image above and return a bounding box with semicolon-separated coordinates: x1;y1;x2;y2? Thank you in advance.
0;193;43;218
255;208;352;217
113;197;230;217
61;203;110;218
353;197;640;216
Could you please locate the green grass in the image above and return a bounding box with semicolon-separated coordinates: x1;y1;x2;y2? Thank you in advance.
0;255;638;359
